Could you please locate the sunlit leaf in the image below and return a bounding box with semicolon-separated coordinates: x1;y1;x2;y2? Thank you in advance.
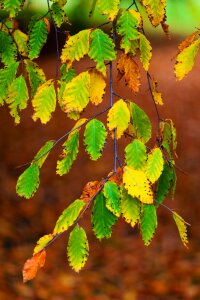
141;204;157;245
97;0;120;21
141;0;166;27
146;147;164;183
103;181;121;217
139;33;152;71
33;234;54;255
23;250;46;283
89;70;106;105
173;212;189;248
34;140;55;168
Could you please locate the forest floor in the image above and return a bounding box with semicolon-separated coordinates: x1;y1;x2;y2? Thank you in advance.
0;38;200;300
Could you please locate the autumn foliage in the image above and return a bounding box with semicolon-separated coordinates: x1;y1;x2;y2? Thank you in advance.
0;0;197;282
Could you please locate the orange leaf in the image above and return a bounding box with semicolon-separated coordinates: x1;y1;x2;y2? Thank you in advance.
23;250;46;283
117;53;140;93
43;18;50;33
89;70;106;105
80;181;103;204
178;31;200;52
161;21;170;39
108;167;123;185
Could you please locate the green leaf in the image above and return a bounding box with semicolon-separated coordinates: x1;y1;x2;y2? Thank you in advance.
84;119;107;161
67;226;89;272
53;199;85;234
28;18;49;59
121;186;141;227
13;29;28;56
0;31;17;65
103;181;121;217
51;2;67;28
56;131;79;176
139;33;152;71
25;60;46;96
34;140;55;168
0;62;19;105
32;79;56;124
107;99;130;139
155;163;174;207
5;75;29;124
141;204;157;246
146;148;164;183
33;234;54;255
89;29;116;76
58;66;76;102
125;139;147;170
97;0;120;21
117;9;141;53
130;102;152;143
16;163;40;199
3;0;24;17
60;71;90;113
173;212;189;248
92;192;117;239
61;29;91;67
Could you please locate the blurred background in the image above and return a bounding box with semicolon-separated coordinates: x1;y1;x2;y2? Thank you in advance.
0;0;200;299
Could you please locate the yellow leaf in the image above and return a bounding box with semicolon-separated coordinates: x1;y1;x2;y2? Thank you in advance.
23;250;46;283
32;79;56;124
89;70;106;105
13;29;28;56
141;0;166;27
152;79;163;105
173;212;189;248
33;234;54;255
139;33;152;71
146;148;164;183
174;38;200;80
117;53;140;93
61;71;90;113
123;166;153;204
97;0;120;21
61;29;91;70
107;99;130;139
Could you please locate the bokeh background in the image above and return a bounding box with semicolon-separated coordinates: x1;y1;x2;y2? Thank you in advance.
0;0;200;299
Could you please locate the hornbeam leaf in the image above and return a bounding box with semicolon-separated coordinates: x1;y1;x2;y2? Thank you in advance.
56;131;79;176
173;212;189;248
3;0;24;17
89;29;116;76
28;18;49;59
125;139;147;170
53;199;85;234
61;29;91;68
34;140;55;168
92;192;117;239
16;163;40;199
117;9;141;53
174;38;200;80
5;75;29;124
60;71;90;113
152;79;163;105
51;2;68;28
107;99;130;139
130;102;152;143
121;186;141;227
25;60;46;96
89;70;106;105
178;30;200;52
32;79;56;124
23;250;46;283
139;33;152;71
97;0;120;21
0;62;19;105
84;119;107;161
13;29;28;56
155;163;174;207
141;204;157;245
140;0;166;27
146;148;164;183
0;31;17;65
103;181;121;217
123;166;153;204
117;53;141;93
67;226;89;272
33;234;54;255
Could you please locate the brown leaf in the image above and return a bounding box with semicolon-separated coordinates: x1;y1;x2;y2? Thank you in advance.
80;181;103;204
178;30;200;52
23;250;46;283
117;53;140;93
161;21;170;39
108;167;123;185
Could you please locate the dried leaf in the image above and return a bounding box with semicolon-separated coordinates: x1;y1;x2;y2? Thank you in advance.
23;250;46;283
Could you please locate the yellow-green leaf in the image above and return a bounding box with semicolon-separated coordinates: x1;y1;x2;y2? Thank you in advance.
125;139;147;170
67;226;89;272
139;33;152;71
103;181;121;217
141;0;166;27
146;148;164;183
173;212;189;248
123;166;153;204
34;140;55;168
107;99;130;139
97;0;120;21
13;29;28;56
174;38;200;80
60;71;90;113
33;234;54;255
53;199;85;234
141;204;157;245
32;79;56;124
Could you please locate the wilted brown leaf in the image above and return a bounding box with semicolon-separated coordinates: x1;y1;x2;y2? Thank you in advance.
23;250;46;283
